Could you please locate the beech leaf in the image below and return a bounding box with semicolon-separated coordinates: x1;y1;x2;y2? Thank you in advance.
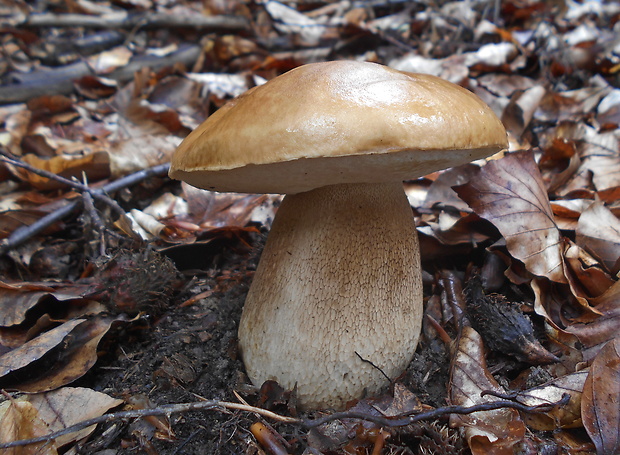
0;400;58;455
582;338;620;455
28;387;123;447
449;326;526;454
454;151;567;283
517;370;588;430
576;200;620;273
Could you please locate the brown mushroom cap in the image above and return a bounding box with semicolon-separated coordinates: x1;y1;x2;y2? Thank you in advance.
169;61;507;194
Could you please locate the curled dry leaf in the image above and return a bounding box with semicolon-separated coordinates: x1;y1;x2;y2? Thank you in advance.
501;85;546;138
454;151;567;284
517;370;588;430
0;281;56;327
0;319;84;380
0;315;126;393
0;281;92;328
582;338;620;455
563;240;615;298
449;326;526;454
576;200;620;273
265;1;326;46
576;126;620;192
567;280;620;361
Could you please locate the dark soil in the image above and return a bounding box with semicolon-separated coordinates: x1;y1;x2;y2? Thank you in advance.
71;235;456;455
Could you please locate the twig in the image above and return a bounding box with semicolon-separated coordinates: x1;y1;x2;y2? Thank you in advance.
19;12;249;31
1;150;125;217
0;162;171;256
0;394;568;449
0;44;201;104
81;190;107;256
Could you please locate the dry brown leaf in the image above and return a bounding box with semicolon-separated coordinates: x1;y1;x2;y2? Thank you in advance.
567;280;620;361
550;199;593;231
0;399;58;455
517;370;588;430
0;106;31;157
0;319;84;380
18;315;126;393
454;151;567;283
417;214;492;246
0;281;91;328
578;126;620;192
86;46;132;74
0;209;64;240
563;241;615;298
28;387;123;447
576;201;620;273
0;300;103;350
265;1;325;46
0;315;125;392
16;153;110;190
582;337;620;455
501;85;546;138
107;134;179;178
449;326;526;454
0;281;56;327
422;164;480;212
182;183;272;229
476;74;537;98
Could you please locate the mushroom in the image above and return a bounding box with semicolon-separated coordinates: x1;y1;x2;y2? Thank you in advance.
169;61;507;410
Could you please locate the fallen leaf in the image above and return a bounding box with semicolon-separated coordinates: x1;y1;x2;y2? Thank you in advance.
582;338;620;455
567;280;620;361
87;46;132;74
563;240;615;298
265;0;325;46
576;201;620;273
0;399;58;455
454;151;567;283
0;281;57;327
517;370;588;430
0;315;126;392
501;85;546;138
107;134;180;178
449;326;526;454
28;387;123;447
16;152;111;190
577;126;620;191
0;281;92;328
0;319;84;380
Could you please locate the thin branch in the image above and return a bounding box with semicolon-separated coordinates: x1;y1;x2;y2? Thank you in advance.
19;12;249;31
0;394;568;449
1;151;126;218
0;162;171;255
0;44;201;105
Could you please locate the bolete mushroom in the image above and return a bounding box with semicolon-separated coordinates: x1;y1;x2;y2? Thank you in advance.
169;61;507;410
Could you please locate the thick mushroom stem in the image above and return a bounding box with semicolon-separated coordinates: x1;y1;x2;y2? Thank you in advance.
238;182;423;410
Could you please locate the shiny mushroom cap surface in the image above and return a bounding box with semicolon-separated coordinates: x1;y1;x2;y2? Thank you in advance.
169;60;507;194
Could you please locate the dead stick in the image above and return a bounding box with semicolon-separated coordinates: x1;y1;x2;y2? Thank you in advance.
0;162;171;255
19;12;249;31
0;394;568;449
0;44;201;105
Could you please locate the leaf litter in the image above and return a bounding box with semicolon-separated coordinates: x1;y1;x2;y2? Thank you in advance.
0;0;619;454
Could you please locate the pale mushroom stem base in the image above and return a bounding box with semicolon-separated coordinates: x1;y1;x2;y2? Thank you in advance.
238;182;423;410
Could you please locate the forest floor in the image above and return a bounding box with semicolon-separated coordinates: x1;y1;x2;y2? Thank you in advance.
1;0;619;454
